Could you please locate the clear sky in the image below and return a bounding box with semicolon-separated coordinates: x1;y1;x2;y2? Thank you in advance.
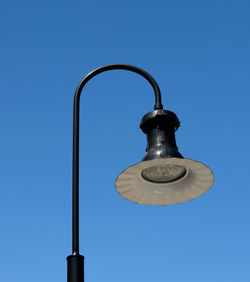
0;0;249;281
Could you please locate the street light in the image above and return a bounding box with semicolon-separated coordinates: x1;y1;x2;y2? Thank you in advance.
66;64;214;282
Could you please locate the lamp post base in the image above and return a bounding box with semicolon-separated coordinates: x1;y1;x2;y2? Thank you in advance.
67;254;84;282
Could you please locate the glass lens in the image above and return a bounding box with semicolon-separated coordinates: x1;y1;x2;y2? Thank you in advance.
141;164;186;183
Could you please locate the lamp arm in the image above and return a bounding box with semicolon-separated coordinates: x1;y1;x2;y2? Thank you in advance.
71;64;163;255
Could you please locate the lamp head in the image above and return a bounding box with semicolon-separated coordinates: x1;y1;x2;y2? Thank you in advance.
115;109;214;205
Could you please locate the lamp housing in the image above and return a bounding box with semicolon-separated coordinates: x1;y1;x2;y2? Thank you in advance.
140;109;182;160
115;109;214;205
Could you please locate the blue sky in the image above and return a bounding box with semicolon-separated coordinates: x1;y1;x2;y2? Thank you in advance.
0;0;249;281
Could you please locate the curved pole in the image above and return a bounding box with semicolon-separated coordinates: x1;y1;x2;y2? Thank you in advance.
72;64;163;255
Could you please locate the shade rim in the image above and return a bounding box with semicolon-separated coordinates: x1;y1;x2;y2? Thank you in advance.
115;157;214;206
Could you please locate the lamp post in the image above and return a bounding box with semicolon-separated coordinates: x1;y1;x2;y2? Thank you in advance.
66;64;214;282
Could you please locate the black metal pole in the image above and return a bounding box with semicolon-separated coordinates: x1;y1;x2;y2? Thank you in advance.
67;64;163;282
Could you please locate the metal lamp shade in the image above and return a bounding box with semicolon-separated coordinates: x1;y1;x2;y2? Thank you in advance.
115;157;214;205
